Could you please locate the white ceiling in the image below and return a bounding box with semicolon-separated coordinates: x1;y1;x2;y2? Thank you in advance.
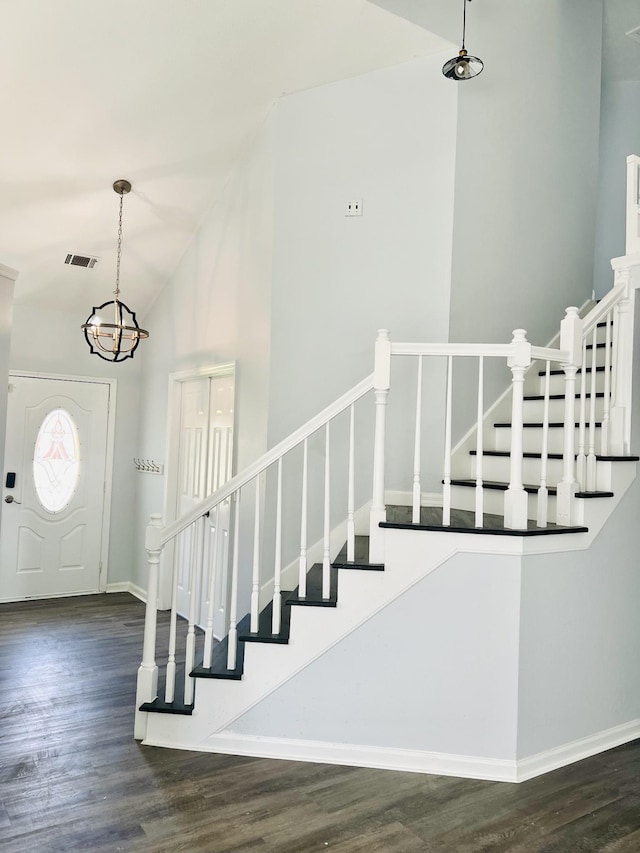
0;0;449;314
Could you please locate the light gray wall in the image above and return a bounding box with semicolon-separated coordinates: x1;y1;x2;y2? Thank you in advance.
8;302;140;585
594;81;640;298
517;476;640;758
374;0;604;432
132;122;275;591
231;551;521;760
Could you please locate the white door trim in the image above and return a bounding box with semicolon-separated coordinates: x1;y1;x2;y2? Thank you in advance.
159;362;235;609
8;370;117;593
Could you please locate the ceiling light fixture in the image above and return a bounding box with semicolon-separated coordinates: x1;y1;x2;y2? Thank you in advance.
442;0;484;81
82;179;149;362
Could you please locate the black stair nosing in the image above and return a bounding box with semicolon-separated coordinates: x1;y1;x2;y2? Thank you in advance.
523;393;604;401
575;491;614;499
450;479;557;496
379;520;589;537
540;366;608;376
585;342;612;350
286;563;339;607
470;451;638;462
493;422;602;429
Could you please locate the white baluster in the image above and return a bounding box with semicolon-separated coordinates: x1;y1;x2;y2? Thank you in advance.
442;356;453;527
322;422;331;600
504;330;532;530
536;361;551;528
298;439;308;598
556;308;582;526
586;326;598;491
164;535;180;702
369;329;391;562
272;461;283;635
203;506;219;669
347;405;356;562
135;513;162;739
184;517;201;706
474;356;484;528
226;492;241;670
576;339;587;490
412;355;423;525
250;475;261;633
601;311;612;456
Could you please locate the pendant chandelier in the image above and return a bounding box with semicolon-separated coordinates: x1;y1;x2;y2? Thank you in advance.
442;0;484;81
82;179;149;362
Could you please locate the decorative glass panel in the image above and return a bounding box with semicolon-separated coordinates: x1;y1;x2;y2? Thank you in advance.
33;409;80;513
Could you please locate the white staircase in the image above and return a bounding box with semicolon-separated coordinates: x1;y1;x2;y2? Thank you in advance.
134;155;640;783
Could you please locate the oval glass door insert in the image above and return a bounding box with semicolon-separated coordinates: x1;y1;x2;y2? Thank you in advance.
33;408;81;513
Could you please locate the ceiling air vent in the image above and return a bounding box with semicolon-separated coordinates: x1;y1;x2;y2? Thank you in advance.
65;253;99;269
625;26;640;47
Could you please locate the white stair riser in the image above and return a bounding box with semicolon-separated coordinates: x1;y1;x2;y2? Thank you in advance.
459;454;565;486
494;427;601;455
450;484;556;520
535;371;608;396
522;397;606;422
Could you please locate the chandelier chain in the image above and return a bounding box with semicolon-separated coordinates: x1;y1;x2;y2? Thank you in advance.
114;191;124;299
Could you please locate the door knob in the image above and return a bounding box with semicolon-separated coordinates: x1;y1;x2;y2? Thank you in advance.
4;495;21;504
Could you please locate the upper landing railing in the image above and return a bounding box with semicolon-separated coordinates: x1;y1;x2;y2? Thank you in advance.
626;155;640;255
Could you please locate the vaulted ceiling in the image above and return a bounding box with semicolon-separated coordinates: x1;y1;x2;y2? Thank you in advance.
0;0;449;314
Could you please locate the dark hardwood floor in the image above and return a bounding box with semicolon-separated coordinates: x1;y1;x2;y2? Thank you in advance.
1;593;640;852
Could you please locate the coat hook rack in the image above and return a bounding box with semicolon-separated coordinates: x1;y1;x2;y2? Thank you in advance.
133;458;164;475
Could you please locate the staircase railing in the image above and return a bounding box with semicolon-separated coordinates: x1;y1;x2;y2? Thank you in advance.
135;156;640;737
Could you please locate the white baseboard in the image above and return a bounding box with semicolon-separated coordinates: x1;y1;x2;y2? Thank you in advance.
144;718;640;785
516;718;640;782
385;490;443;508
106;581;147;603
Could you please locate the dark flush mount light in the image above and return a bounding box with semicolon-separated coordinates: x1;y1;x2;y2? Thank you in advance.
442;0;484;81
81;179;149;362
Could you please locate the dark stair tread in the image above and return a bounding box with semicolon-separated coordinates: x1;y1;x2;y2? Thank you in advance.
470;451;639;462
493;422;602;429
139;663;195;716
450;478;557;495
523;393;604;401
239;594;293;644
191;614;249;680
540;366;607;376
333;535;384;570
286;563;338;606
451;478;615;500
585;342;612;350
381;506;587;537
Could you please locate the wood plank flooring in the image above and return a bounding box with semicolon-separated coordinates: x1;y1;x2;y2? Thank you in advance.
1;593;640;852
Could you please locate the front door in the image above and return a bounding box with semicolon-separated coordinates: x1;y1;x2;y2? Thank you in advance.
0;375;111;601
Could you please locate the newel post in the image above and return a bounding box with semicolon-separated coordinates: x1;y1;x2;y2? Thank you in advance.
134;512;163;740
504;329;532;529
609;266;633;455
556;307;582;526
369;329;391;562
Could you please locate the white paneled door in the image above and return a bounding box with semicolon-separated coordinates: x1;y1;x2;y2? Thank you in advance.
174;372;235;636
0;375;111;601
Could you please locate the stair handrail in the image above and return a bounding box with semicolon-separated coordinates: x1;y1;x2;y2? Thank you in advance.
582;280;626;336
160;372;375;546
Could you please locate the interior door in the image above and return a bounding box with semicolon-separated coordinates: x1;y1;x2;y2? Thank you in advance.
0;375;111;601
174;372;235;637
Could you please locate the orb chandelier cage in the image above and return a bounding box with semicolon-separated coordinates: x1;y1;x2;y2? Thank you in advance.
442;0;484;81
81;179;149;362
